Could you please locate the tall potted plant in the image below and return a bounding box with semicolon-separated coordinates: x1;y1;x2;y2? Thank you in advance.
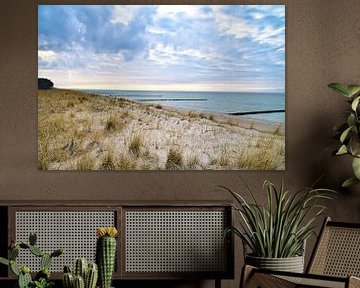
328;83;360;187
221;179;334;273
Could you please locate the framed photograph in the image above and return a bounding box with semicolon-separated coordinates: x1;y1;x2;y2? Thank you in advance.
38;5;285;170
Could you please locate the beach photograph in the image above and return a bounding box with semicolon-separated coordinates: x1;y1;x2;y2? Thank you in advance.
38;5;285;170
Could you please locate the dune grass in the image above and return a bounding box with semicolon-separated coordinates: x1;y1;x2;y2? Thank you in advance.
235;137;284;170
38;88;285;170
165;148;183;169
128;133;143;156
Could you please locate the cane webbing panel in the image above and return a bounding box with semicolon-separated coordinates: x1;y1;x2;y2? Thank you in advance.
277;275;345;288
125;210;227;273
15;211;115;272
309;226;360;277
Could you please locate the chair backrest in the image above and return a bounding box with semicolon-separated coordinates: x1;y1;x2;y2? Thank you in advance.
307;217;360;277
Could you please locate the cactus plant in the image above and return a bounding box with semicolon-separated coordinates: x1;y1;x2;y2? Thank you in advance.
0;232;63;288
74;275;85;288
74;258;88;279
63;272;74;288
19;268;32;288
96;227;118;288
63;259;98;288
85;262;98;288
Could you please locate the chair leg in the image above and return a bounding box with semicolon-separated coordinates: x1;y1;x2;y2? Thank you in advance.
240;265;255;288
215;278;221;288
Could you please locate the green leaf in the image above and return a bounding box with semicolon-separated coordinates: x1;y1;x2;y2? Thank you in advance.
336;145;348;155
347;85;360;97
8;247;19;261
352;157;360;179
328;83;351;97
222;179;335;258
348;135;360;156
0;257;9;266
40;254;52;270
351;96;360;111
340;126;353;143
29;246;44;257
10;261;20;276
342;177;360;188
347;114;356;128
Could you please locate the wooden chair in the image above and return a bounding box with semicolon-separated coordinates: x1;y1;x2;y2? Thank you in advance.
241;217;360;288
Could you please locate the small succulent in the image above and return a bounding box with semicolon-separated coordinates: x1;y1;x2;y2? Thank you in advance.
0;232;63;288
32;278;54;288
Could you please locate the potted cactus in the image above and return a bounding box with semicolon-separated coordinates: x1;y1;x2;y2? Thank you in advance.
96;227;118;288
62;258;98;288
0;232;63;288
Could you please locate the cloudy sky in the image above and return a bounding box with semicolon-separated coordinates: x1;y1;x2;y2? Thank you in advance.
38;5;285;92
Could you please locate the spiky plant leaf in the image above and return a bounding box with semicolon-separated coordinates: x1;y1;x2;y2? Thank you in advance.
221;178;335;258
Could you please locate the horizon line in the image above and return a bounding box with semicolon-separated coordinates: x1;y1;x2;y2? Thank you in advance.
59;87;285;94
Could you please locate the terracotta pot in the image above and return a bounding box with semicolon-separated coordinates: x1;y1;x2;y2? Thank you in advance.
245;254;304;273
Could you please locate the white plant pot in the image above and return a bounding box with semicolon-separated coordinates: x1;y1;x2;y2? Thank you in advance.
245;254;305;273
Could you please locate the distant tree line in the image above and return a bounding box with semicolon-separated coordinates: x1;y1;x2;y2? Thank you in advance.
38;78;54;89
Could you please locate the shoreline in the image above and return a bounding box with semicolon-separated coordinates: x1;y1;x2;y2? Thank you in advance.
73;88;285;135
38;88;285;170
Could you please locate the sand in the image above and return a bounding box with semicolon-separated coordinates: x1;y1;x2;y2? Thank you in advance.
38;89;285;170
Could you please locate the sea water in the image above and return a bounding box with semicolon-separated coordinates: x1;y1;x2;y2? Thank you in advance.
81;89;285;123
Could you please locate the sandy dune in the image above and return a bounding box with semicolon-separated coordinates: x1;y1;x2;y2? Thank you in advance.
38;89;285;170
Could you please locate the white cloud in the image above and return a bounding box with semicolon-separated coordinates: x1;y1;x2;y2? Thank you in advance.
147;27;176;36
110;5;141;26
38;50;57;62
249;5;285;18
213;7;257;40
250;12;265;19
154;5;211;21
253;26;285;47
148;43;216;66
213;8;284;47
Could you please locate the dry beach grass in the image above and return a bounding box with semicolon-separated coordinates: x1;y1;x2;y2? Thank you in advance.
38;89;285;170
